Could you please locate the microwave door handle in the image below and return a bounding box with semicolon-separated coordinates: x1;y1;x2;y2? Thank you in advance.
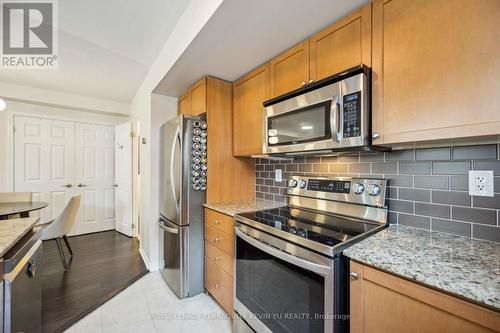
330;96;341;142
235;228;330;277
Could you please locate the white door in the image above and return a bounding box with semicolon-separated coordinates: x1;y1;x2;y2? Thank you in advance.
14;116;75;223
115;122;133;237
74;122;116;234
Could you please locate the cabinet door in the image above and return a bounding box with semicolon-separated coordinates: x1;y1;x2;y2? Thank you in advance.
233;64;269;156
269;41;309;98
178;92;190;115
372;0;500;144
309;3;371;82
189;77;207;116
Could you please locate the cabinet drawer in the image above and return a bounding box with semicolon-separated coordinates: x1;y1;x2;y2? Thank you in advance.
205;256;233;314
205;209;234;235
205;224;234;255
205;241;233;276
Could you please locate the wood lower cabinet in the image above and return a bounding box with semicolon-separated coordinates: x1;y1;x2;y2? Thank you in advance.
309;3;371;81
372;0;500;144
350;261;500;333
269;41;310;98
233;64;269;156
204;208;234;314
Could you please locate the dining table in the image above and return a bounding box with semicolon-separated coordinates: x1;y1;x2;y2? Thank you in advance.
0;201;49;220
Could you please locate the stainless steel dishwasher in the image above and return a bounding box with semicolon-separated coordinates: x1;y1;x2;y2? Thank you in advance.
3;228;43;333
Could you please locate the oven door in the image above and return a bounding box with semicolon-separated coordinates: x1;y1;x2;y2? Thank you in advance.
234;225;338;333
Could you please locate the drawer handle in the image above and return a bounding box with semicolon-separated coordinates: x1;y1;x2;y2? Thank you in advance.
214;220;220;225
215;237;222;243
214;282;221;289
350;272;359;280
214;256;221;262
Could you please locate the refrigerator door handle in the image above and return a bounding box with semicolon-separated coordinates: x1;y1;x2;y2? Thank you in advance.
159;219;179;234
170;126;181;213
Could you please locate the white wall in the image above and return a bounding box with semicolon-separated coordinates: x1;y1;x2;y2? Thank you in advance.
130;0;224;270
0;99;128;192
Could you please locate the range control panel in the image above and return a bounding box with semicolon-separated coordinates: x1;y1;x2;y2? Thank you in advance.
306;179;351;194
343;91;362;138
287;176;387;208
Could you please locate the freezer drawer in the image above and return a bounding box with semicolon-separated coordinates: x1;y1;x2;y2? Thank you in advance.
159;217;188;298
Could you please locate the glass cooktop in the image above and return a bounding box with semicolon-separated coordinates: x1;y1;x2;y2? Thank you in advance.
237;206;380;248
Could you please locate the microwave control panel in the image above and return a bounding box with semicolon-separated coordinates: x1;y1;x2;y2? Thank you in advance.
343;91;362;138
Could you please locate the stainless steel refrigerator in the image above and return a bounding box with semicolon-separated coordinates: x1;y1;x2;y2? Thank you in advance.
159;114;207;298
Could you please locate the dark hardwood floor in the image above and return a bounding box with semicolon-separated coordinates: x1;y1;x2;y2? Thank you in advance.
41;231;148;333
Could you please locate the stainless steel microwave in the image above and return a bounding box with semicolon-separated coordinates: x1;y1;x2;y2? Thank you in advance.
263;65;384;156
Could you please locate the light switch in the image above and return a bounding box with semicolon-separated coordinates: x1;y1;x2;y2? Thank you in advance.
469;170;494;197
275;169;282;182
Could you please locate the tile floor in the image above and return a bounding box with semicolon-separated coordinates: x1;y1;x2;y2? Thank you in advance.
64;272;232;333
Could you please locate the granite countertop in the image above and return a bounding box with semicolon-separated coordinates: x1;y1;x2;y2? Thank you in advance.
203;199;285;217
0;217;39;257
344;224;500;310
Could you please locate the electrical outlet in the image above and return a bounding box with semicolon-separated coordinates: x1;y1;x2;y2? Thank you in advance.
468;170;494;197
275;169;282;182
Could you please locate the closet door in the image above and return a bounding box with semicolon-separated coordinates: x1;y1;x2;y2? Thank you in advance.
74;123;116;234
14;116;75;223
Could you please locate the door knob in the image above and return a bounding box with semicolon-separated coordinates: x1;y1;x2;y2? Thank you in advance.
61;184;72;188
77;183;87;187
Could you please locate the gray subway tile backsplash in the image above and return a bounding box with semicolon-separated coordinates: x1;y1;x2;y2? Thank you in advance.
399;162;431;174
452;145;497;160
399;188;430;202
416;147;451;161
432;161;471;175
254;144;500;242
414;176;449;189
415;202;450;219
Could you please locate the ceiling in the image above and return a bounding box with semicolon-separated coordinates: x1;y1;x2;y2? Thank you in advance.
154;0;369;97
0;0;190;103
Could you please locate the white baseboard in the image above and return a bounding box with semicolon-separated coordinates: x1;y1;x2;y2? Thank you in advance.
139;246;151;270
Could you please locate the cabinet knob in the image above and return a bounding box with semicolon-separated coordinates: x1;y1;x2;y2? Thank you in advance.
214;220;220;225
214;282;221;289
61;184;72;188
78;183;87;188
350;272;359;280
301;81;306;86
214;256;221;262
372;132;380;140
215;237;221;243
308;79;314;84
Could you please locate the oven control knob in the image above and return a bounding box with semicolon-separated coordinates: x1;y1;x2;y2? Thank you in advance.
289;179;298;188
368;184;381;196
353;183;365;194
298;180;307;189
298;229;306;237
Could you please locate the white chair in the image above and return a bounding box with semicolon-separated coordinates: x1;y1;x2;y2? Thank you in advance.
40;194;81;270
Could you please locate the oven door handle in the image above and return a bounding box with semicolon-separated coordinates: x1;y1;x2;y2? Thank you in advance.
235;228;331;277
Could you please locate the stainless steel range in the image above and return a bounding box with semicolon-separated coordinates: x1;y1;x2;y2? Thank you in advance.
233;176;388;333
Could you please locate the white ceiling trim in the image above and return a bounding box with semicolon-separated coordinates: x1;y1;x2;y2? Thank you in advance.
0;81;129;116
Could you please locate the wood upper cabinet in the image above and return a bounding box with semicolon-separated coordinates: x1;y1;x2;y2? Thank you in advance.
309;3;371;81
233;64;269;156
177;77;206;116
269;41;310;98
350;262;500;333
372;0;500;144
178;92;190;115
190;77;207;116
